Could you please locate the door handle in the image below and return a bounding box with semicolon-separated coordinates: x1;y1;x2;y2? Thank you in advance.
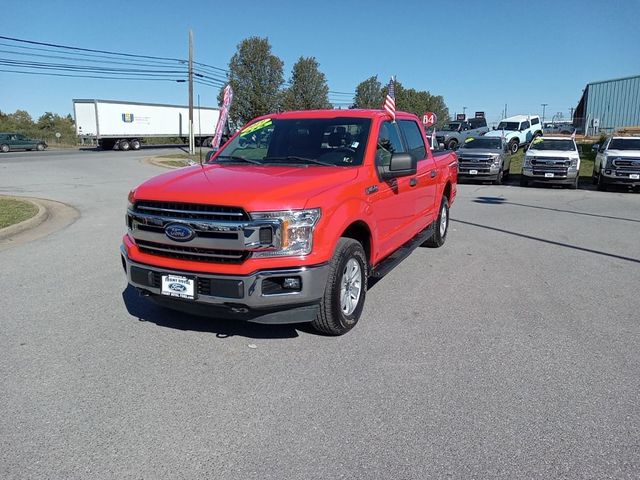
409;178;417;187
430;169;437;178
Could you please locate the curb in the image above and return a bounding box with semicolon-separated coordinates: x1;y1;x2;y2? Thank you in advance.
144;156;193;169
0;197;49;240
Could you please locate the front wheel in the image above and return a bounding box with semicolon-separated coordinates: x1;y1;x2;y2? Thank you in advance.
493;168;504;185
447;139;458;151
423;196;449;248
36;143;45;151
311;238;367;336
597;172;607;191
509;139;519;154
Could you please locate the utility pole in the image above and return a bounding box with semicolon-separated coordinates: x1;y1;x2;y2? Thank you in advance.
188;30;194;155
541;103;548;123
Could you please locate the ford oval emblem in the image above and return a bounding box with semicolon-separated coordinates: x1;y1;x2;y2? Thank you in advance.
168;283;187;292
165;223;196;242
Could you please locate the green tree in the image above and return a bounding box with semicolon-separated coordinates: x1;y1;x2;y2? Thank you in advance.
382;81;450;127
219;36;284;125
281;56;331;111
353;76;382;109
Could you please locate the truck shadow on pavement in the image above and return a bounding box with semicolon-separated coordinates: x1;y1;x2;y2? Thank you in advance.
473;196;640;223
121;285;306;339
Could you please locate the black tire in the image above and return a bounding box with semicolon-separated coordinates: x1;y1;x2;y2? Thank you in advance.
119;139;130;151
130;139;141;150
509;139;519;154
520;176;529;187
569;175;579;189
592;170;598;185
99;139;115;150
311;238;367;336
503;169;510;181
424;196;449;248
493;168;503;185
447;139;458;150
36;143;45;151
597;172;607;191
1;144;9;153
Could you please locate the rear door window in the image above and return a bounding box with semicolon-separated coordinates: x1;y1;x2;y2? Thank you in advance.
398;120;426;161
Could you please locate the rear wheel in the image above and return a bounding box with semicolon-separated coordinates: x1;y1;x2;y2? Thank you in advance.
119;139;130;151
311;238;367;336
1;144;9;153
130;139;141;150
36;143;45;151
424;196;449;248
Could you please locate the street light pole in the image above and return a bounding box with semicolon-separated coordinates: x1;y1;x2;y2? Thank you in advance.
541;103;548;124
188;30;194;155
462;106;467;118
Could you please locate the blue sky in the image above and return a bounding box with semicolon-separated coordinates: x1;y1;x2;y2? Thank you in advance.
2;0;639;124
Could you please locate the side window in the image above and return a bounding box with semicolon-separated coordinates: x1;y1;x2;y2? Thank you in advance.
399;120;426;161
531;117;540;126
521;121;530;130
376;121;405;166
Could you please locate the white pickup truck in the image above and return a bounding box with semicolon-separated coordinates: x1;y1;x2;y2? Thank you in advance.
484;115;543;154
521;136;580;189
592;136;640;191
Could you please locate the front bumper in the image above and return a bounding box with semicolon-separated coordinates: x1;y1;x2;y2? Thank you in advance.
121;246;329;323
600;171;640;187
522;168;578;184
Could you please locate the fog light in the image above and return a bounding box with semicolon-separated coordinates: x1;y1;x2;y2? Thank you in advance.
283;277;301;290
605;169;612;175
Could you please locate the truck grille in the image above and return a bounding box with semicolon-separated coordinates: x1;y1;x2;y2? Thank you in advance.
458;155;494;175
612;158;640;173
134;201;249;221
137;240;249;264
531;158;570;177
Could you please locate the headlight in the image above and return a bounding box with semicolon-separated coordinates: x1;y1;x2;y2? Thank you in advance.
569;156;579;167
127;189;136;210
524;156;533;167
605;156;618;168
491;155;501;165
250;209;321;257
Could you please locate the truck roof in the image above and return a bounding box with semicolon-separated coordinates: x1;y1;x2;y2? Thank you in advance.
250;109;416;121
501;115;538;122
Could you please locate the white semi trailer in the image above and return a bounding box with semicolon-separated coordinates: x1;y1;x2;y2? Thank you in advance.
73;99;221;150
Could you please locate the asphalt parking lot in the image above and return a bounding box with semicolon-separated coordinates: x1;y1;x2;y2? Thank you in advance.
1;149;639;479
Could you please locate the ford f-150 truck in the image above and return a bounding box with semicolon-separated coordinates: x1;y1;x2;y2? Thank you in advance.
121;109;458;335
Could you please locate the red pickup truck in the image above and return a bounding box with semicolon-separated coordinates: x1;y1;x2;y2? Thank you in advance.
122;109;457;335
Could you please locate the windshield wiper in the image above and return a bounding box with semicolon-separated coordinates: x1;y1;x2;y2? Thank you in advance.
215;155;263;165
263;155;334;166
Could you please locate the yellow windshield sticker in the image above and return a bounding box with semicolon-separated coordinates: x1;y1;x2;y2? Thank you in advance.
240;118;273;136
533;137;544;144
465;137;474;143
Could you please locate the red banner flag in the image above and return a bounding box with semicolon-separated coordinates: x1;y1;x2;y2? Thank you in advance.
212;85;233;150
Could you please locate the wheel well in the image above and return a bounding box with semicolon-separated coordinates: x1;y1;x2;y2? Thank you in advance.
443;182;452;201
341;221;372;264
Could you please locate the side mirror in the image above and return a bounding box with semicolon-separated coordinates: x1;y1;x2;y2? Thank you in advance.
492;126;497;130
591;144;599;152
380;153;416;180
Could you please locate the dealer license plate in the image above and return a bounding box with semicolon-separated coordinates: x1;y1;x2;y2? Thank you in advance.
161;275;195;300
545;173;555;178
630;174;640;180
469;169;478;175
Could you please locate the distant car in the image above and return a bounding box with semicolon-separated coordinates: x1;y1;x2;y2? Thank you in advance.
457;136;510;184
485;115;543;154
435;116;489;150
0;133;47;153
521;136;580;189
543;122;576;135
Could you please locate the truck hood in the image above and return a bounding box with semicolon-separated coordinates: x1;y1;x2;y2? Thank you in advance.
133;163;359;212
605;150;640;158
484;130;518;139
527;150;578;158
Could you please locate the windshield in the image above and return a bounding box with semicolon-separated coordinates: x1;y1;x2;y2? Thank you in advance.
497;121;520;131
529;138;576;151
609;138;640;150
212;117;371;166
441;122;460;131
460;137;503;150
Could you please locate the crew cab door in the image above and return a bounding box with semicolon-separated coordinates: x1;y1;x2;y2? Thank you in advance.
368;120;416;258
398;119;438;227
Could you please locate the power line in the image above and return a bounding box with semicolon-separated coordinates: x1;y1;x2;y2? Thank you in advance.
0;68;184;82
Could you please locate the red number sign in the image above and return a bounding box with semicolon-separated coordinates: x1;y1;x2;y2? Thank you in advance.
422;112;437;127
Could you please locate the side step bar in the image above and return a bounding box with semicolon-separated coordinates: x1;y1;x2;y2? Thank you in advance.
370;223;435;278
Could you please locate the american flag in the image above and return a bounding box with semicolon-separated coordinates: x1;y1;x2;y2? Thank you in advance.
383;76;396;121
